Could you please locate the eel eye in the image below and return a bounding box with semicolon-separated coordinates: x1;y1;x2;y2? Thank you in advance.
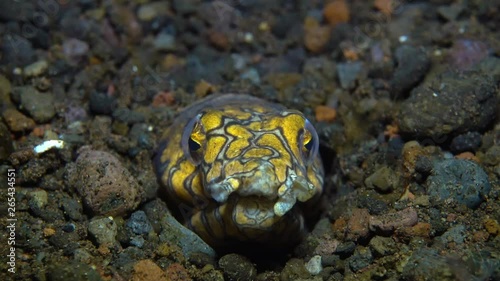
301;119;319;165
181;114;204;165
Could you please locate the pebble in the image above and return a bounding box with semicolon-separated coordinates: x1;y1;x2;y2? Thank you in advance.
67;147;144;216
427;159;491;209
47;261;103;281
436;224;466;246
137;2;169;21
390;45;430;98
166;263;192;281
143;199;216;259
89;91;116;115
240;68;261;84
219;254;257;281
399;71;497;138
368;236;397;257
126;210;152;235
346;208;371;241
450;131;482;153
1;33;37;66
16;86;56;123
364;166;398;193
449;39;489;70
88;217;117;246
369;207;418;234
280;258;311;281
337;61;364;89
401;248;453;281
0;121;14;161
23;60;49;77
2;108;36;132
348;246;373;272
305;255;323;275
131;259;168;281
153;33;176;51
323;0;350;27
303;18;331;54
28;189;48;209
62;38;89;65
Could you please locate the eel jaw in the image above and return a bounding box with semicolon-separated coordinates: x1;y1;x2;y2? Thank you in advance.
273;170;316;216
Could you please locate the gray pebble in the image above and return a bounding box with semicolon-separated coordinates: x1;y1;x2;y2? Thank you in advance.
88;217;117;246
219;253;257;281
48;261;102;281
153;33;176;51
390;45;430;98
23;60;49;77
436;225;466;246
126;210;152;235
427;159;491;209
349;246;373;272
399;71;497;139
369;236;397;257
16;86;56;123
337;61;364;90
450;131;482;153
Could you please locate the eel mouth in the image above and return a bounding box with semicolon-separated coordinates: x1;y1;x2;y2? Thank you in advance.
207;169;317;217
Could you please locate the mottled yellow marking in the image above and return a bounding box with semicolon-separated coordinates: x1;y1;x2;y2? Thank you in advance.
243;148;273;158
206;160;223;183
204;136;226;163
200;111;224;131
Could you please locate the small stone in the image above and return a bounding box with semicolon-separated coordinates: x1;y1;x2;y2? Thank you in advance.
219;254;257;281
67;147;144;216
47;261;103;281
450;131;482;153
131;259;168;281
323;0;350;27
346;208;371;241
62;38;89;65
427;159;491;209
369;207;418;234
153;33;176;51
399;71;496;138
16;86;56;123
390;45;430;98
369;236;397;257
2;108;36;132
280;258;311;281
88;217;117;246
334;241;356;258
315;105;336;123
23;60;49;77
337;61;364;89
364;166;398;193
194;79;217;98
483;218;500;236
437;3;464;21
28;189;48;209
349;246;373;272
126;210;152;235
436;225;466;246
137;2;168;21
166;263;192;281
305;255;323;275
0;121;14;161
402;248;453;281
89;91;116;115
240;68;261;85
304;17;331;54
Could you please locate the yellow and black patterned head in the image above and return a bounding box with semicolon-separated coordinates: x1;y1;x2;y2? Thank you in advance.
180;104;323;241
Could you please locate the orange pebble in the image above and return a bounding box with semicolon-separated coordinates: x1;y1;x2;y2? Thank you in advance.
324;0;350;27
152;91;175;107
315;105;337;123
455;151;479;162
374;0;393;16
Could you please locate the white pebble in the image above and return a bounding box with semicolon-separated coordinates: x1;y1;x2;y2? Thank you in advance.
305;255;323;275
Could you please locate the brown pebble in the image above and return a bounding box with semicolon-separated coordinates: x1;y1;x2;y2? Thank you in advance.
484;218;500;236
207;29;230;51
315;105;337;123
304;17;331;53
132;260;168;281
152;91;176;107
396;222;431;240
2;108;36;132
369;207;418;234
346;208;371;241
166;263;192;281
455;151;480;162
374;0;393;16
323;0;350;27
68;146;144;216
195;80;217;98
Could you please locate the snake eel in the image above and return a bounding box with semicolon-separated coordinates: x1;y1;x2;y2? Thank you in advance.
154;94;324;249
